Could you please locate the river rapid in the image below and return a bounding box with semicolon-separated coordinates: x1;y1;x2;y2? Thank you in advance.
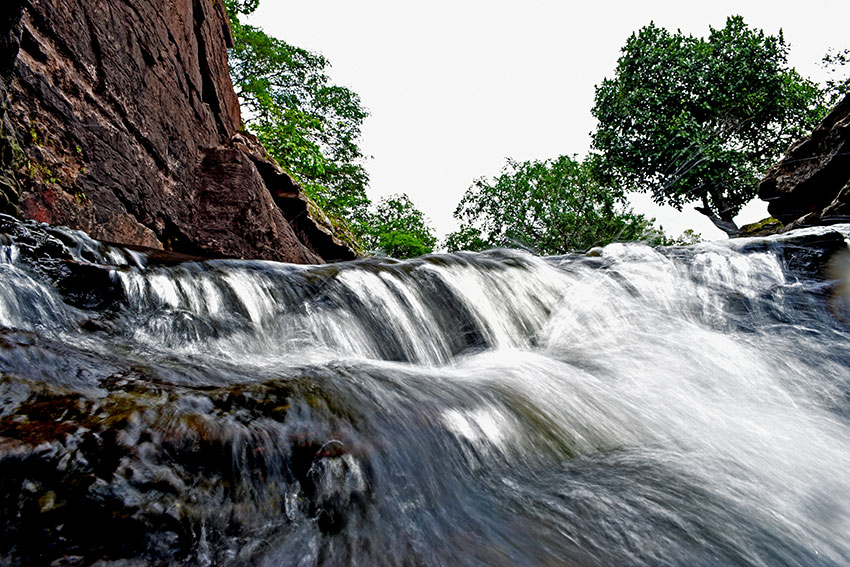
1;214;849;566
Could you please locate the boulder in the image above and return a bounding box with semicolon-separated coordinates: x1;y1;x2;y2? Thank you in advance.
759;94;850;229
0;0;354;263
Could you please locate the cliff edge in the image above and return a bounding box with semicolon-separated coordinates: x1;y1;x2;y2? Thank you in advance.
759;94;850;230
0;0;355;263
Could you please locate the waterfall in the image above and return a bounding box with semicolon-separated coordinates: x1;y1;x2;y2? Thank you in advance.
1;213;849;566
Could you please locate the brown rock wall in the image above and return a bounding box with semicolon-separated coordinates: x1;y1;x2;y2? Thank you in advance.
759;95;850;229
1;0;354;262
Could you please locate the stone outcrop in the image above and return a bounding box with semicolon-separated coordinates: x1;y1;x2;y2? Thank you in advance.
759;94;850;229
0;1;25;216
0;0;354;263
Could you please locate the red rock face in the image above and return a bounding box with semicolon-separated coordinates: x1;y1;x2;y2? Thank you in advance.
759;95;850;229
2;0;354;263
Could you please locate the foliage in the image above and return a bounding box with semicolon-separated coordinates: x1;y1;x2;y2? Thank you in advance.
223;1;440;259
223;0;258;15
671;228;702;245
224;1;370;227
444;226;490;253
822;48;850;108
361;194;437;259
591;16;825;232
447;155;651;255
641;227;702;247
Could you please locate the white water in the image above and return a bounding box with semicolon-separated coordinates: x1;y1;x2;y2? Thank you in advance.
1;218;850;566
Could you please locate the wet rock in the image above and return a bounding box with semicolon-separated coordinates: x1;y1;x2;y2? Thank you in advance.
0;371;372;565
304;440;371;534
0;214;124;310
735;227;849;281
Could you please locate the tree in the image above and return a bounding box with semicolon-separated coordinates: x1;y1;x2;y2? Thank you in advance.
447;155;651;255
223;0;258;14
362;194;437;259
223;1;370;227
591;16;824;236
223;2;439;259
822;48;850;107
641;227;702;247
444;226;490;253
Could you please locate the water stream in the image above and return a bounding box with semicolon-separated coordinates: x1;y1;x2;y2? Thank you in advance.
1;214;849;566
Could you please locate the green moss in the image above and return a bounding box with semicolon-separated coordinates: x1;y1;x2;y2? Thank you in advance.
27;122;53;147
738;217;784;237
26;160;59;184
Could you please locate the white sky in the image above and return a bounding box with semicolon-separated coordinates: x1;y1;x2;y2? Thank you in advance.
247;0;849;242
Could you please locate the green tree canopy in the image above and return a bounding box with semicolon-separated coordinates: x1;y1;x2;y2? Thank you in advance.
591;16;824;235
224;1;370;226
447;155;651;255
223;1;440;259
362;194;437;259
444;226;490;254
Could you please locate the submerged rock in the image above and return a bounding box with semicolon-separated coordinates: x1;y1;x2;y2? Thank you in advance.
734;225;850;281
0;372;371;565
304;440;371;534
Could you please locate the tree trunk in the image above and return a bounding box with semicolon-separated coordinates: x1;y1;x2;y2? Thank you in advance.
695;194;740;237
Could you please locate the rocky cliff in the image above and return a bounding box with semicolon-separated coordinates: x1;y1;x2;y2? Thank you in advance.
759;94;850;229
0;0;354;263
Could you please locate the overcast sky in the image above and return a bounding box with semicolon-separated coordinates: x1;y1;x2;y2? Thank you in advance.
247;0;849;242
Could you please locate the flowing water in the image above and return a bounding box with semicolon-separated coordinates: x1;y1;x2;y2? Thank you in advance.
1;214;850;566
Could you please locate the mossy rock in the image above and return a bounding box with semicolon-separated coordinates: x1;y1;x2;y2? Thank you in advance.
737;217;784;238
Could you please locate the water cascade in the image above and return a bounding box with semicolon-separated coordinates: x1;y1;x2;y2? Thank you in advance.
1;213;849;566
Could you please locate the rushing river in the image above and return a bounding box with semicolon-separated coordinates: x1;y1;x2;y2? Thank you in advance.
1;214;850;566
